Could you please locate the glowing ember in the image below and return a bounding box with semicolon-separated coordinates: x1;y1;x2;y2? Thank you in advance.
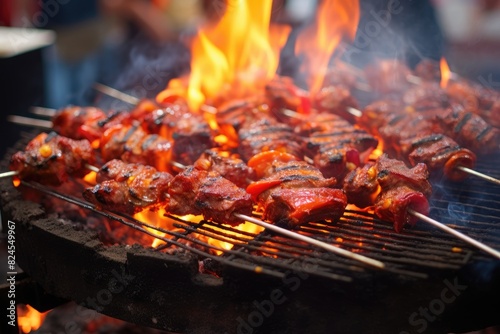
440;57;451;89
295;0;360;93
158;0;291;110
17;304;49;333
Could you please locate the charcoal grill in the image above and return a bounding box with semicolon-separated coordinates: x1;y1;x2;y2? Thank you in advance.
1;131;499;334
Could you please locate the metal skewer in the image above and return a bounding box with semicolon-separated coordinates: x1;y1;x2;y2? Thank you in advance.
7;115;53;129
93;83;140;105
30;106;57;117
408;209;500;260
235;213;385;269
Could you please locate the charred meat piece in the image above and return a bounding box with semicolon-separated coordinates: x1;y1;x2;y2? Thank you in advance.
52;106;107;142
215;100;268;147
265;76;311;114
363;103;477;182
402;134;476;182
246;160;344;227
344;154;431;232
237;116;304;162
100;123;172;172
9;132;95;186
194;150;257;188
402;82;450;112
435;105;499;154
414;58;441;82
83;160;173;215
263;187;347;228
375;154;432;196
364;59;412;95
299;113;377;180
374;186;429;233
312;85;360;123
166;166;253;226
302;113;378;158
359;100;405;133
343;162;379;209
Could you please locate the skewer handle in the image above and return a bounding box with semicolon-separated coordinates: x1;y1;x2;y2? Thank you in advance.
408;209;500;260
234;213;385;269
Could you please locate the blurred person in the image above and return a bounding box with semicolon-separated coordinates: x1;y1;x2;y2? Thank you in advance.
31;0;118;108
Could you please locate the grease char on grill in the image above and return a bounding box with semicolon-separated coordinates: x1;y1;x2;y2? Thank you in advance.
9;132;95;186
166;165;253;226
247;158;346;227
83;159;173;215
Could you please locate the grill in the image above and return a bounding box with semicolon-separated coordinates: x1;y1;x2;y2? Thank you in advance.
1;131;499;334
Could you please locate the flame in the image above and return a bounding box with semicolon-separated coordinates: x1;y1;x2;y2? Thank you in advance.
207;222;265;255
440;57;451;88
157;0;291;110
134;209;182;247
369;140;384;161
18;304;49;333
295;0;360;93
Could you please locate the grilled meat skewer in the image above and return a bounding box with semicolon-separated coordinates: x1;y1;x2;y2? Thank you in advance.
9;132;96;186
83;159;173;215
246;151;347;228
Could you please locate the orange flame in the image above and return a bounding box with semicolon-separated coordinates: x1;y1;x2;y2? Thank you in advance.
295;0;360;93
18;304;49;333
440;57;451;89
157;0;291;110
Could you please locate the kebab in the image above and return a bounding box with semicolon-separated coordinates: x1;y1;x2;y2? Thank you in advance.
343;154;500;259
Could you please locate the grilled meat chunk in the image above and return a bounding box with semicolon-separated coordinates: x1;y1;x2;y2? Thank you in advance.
247;160;345;227
401;134;476;181
375;154;432;196
166;166;253;226
194;150;257;188
344;155;431;232
238;116;304;162
83;160;173;215
100;123;172;172
374;186;429;233
312;85;360;123
343;162;379;209
435;105;499;154
10;132;95;186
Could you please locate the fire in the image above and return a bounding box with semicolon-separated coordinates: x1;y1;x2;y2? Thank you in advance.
295;0;360;93
17;304;49;333
158;0;291;111
206;222;265;255
134;209;185;247
440;57;451;88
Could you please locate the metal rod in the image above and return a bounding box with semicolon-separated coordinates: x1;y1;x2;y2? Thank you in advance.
408;209;500;260
456;166;500;186
7;115;52;129
30;106;57;117
93;83;140;105
0;171;18;178
234;213;385;269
